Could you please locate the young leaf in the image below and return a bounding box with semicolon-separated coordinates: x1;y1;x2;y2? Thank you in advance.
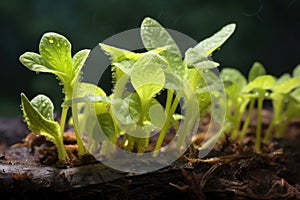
30;94;54;121
248;62;266;82
20;93;67;160
113;60;136;76
275;73;291;85
141;17;183;74
184;48;208;68
112;93;142;126
243;75;275;93
99;43;141;62
97;112;116;141
164;71;184;90
221;68;247;91
39;32;72;73
194;23;236;57
184;48;220;69
72;49;90;85
272;77;300;94
148;103;166;129
134;51;169;69
293;64;300;77
19;52;65;76
131;63;165;105
291;87;300;102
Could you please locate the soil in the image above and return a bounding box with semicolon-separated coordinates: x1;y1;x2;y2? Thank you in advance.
0;113;300;200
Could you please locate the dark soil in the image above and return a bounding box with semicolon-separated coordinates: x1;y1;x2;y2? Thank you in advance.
0;113;300;200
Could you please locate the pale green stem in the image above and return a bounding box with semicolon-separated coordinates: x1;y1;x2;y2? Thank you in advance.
231;110;243;140
153;90;176;157
73;118;87;155
275;117;290;138
256;97;264;152
240;98;255;141
56;106;69;161
55;138;68;161
60;106;68;135
263;120;275;143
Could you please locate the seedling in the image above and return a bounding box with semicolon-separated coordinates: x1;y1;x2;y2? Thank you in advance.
20;32;91;159
264;65;300;141
221;63;300;152
95;17;235;156
19;17;236;159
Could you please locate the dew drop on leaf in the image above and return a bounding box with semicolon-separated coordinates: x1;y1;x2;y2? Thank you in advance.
49;39;54;44
265;92;270;97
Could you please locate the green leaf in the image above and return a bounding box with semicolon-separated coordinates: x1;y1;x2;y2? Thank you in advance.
221;68;247;91
194;23;236;57
112;93;142;125
113;60;136;75
148;103;166;129
244;75;275;93
248;62;266;82
30;94;54;121
19;52;65;76
134;51;169;70
141;17;183;74
275;73;291;85
164;71;184;90
72;49;90;85
99;43;141;62
293;64;300;77
131;63;165;105
20;93;61;144
39;32;72;73
184;48;208;68
291;87;300;103
273;77;300;94
97;113;116;141
196;82;225;94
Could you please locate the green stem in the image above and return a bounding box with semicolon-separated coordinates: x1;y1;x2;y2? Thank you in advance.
60;106;68;134
73;118;87;155
55;138;68;161
275;117;290;138
153;90;176;157
256;97;264;152
263;120;275;143
231;110;242;140
240;98;255;141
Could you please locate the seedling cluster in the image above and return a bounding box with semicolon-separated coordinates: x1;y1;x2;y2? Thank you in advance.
19;17;300;162
221;62;300;151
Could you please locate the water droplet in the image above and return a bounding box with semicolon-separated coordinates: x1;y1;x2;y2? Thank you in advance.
57;43;60;47
255;92;259;96
49;39;54;44
265;92;270;97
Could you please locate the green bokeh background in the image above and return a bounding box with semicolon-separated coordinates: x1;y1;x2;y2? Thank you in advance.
1;0;299;117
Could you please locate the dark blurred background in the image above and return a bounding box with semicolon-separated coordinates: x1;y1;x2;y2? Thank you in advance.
0;0;299;117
